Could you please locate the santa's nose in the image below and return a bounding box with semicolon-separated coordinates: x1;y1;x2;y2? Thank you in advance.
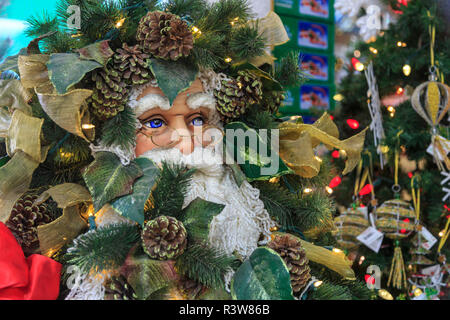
172;127;194;155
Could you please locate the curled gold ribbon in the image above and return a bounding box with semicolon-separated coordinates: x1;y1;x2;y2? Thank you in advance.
279;113;368;178
36;183;92;257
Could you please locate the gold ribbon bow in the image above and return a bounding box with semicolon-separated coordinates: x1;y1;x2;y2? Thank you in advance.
279;113;368;178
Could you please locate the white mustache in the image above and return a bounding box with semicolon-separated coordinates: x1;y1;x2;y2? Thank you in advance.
140;146;225;177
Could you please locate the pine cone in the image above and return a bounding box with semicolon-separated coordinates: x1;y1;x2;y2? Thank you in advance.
214;78;247;122
236;70;263;104
263;91;285;114
90;66;129;119
142;216;187;260
113;43;151;85
137;11;194;61
5;192;53;256
267;233;311;296
104;275;138;300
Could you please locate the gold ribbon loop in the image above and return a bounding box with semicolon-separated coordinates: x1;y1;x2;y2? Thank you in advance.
279;113;367;178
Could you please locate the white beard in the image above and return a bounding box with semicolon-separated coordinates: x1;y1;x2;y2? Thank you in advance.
140;146;275;260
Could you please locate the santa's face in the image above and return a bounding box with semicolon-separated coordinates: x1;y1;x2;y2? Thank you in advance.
135;79;219;157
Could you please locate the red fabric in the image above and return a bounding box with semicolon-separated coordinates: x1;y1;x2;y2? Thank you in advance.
0;222;62;300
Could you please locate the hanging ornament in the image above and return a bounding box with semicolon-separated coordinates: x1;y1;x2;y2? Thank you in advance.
374;136;419;290
411;15;450;172
333;206;369;250
387;242;407;290
364;62;387;168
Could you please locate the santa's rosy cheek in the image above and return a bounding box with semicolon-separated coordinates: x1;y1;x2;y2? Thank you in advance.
135;133;157;157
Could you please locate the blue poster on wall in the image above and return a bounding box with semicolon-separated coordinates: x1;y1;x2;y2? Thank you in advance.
301;53;329;81
300;85;330;110
299;0;329;19
298;21;328;50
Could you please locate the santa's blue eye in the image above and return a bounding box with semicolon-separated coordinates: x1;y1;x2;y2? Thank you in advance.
145;119;164;129
192;117;204;126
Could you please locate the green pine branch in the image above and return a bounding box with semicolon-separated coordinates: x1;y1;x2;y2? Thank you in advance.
64;222;140;274
229;24;265;62
273;51;307;88
100;106;137;153
175;242;238;290
146;162;196;220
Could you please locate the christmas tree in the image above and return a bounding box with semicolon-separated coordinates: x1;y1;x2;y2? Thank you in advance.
332;0;449;300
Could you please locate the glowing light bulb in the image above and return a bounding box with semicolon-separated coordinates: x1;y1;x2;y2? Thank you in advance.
224;57;232;63
397;41;403;47
359;256;365;265
329;176;342;188
378;289;393;300
346;119;360;129
439;230;445;237
413;288;423;297
332;248;343;254
369;47;378;54
351;58;365;72
333;94;344;101
82;124;95;130
403;64;411;76
116;18;126;28
387;106;395;113
315;156;322;163
325;186;333;194
191;26;201;35
389;112;395;118
303;188;313;194
314;280;323;288
269;177;280;184
396;87;404;95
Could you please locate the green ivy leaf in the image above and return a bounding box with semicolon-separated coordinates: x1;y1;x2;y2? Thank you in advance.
0;48;27;74
77;40;114;66
110;157;159;225
121;245;177;300
47;53;103;94
231;247;295;300
181;198;225;243
224;121;292;181
82;152;143;212
149;58;198;105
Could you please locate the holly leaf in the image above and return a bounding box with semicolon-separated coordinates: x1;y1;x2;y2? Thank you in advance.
224;121;293;181
149;58;198;105
82;152;143;212
231;247;295;300
110;157;159;225
77;40;114;66
181;198;225;243
47;53;103;94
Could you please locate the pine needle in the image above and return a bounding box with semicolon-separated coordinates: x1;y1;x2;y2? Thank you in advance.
146;162;196;220
175;242;238;290
64;223;140;274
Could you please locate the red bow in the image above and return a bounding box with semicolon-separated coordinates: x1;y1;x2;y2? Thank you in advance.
0;222;62;300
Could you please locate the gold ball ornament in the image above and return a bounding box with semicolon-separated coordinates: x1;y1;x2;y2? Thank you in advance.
333;206;369;250
374;199;417;240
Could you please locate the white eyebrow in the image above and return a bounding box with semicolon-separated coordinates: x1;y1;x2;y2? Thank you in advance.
134;93;170;118
186;92;216;111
